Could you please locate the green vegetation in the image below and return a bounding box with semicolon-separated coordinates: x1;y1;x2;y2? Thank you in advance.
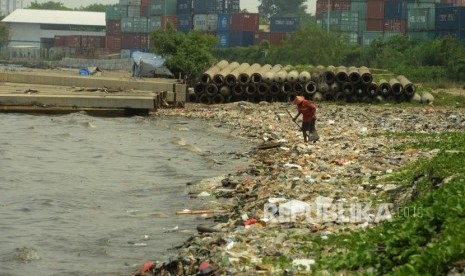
26;1;110;12
0;23;10;48
285;132;465;275
258;0;308;21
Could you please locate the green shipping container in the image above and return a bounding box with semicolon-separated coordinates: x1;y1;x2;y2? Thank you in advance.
121;17;149;33
407;4;435;31
106;5;128;20
320;11;359;32
148;16;162;32
351;0;367;20
362;31;383;47
149;0;178;16
408;31;437;41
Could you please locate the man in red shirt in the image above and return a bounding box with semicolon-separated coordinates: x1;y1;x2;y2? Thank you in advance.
292;96;319;142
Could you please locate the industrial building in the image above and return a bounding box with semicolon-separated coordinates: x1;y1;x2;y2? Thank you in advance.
1;9;105;58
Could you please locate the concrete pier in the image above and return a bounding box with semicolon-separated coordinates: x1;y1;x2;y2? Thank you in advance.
0;70;187;115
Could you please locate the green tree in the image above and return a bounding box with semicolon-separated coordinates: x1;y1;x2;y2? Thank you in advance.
258;0;307;21
0;23;10;47
76;4;109;12
150;27;217;84
27;1;71;10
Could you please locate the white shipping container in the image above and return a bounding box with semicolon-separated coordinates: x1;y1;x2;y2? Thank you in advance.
128;5;141;17
193;14;208;31
206;14;218;32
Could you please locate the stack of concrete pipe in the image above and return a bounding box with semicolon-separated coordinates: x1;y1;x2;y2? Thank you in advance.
191;60;417;104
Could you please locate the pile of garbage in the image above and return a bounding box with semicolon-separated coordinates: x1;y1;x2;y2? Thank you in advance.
191;61;425;105
136;102;464;275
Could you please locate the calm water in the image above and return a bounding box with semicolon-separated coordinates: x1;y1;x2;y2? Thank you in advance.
0;112;249;275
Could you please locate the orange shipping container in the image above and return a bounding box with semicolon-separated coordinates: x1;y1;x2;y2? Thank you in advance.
367;0;384;19
366;19;384;31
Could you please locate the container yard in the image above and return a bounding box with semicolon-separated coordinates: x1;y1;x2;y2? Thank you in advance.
44;0;465;57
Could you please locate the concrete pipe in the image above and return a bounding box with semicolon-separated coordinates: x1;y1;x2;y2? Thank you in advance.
187;91;197;103
397;75;416;97
354;85;364;97
282;82;293;94
293;82;304;94
262;64;283;83
273;70;288;83
232;84;245;96
211;93;225;104
248;93;262;103
201;60;229;84
421;92;434;104
348;66;361;84
251;64;272;83
311;72;322;82
194;82;205;95
342;82;355;95
335;66;348;83
239;63;261;85
286;70;300;83
389;78;403;96
359;66;373;85
317;81;329;93
261;94;274;103
299;71;311;83
257;83;270;96
270;82;281;96
374;95;385;103
312;92;323;101
304;81;318;95
219;85;231;97
225;63;250;86
205;83;218;96
213;61;240;85
323;65;336;84
377;79;391;96
198;93;212;105
366;82;379;97
335;92;346;102
330;82;341;93
245;83;257;96
410;93;422;103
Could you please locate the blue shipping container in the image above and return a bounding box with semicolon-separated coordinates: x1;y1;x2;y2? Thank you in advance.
270;16;300;33
177;0;192;14
436;30;465;41
178;14;193;33
193;0;225;14
217;14;230;31
384;1;407;20
435;7;465;31
217;31;230;48
229;31;255;47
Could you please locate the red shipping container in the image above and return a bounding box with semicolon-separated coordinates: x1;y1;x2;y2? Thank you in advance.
230;13;259;32
141;0;150;6
106;20;121;35
106;35;122;51
81;36;105;48
269;32;287;46
54;35;66;47
161;15;178;30
121;33;149;49
383;19;407;33
254;31;270;45
367;0;384;19
366;18;384;31
441;0;465;5
316;0;351;19
333;0;351;12
65;35;81;48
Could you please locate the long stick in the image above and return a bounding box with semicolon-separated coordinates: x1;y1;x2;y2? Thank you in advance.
285;108;303;131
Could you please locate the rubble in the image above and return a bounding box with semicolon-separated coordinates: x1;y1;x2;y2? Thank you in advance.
140;102;464;275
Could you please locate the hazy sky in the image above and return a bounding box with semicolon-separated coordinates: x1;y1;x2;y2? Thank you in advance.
23;0;317;14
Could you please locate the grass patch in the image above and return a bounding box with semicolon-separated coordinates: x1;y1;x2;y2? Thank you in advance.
292;132;465;275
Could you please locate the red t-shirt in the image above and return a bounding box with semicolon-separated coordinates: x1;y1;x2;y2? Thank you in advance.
297;100;316;122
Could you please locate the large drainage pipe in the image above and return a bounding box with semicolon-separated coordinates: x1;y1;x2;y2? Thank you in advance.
213;61;239;85
286;70;300;83
377;79;391;96
257;83;270;96
270;82;281;96
232;84;245;97
304;81;317;95
348;66;361;84
317;81;329;93
273;70;288;83
389;78;403;96
323;65;336;84
198;93;212;105
225;62;250;86
251;64;272;83
205;83;218;96
299;71;311;83
365;82;379;97
335;66;348;83
397;75;415;98
282;82;293;94
239;63;261;85
201;60;229;84
263;64;283;83
245;83;257;96
211;93;225;104
219;85;231;97
194;82;205;95
359;66;373;85
342;82;355;95
293;82;304;94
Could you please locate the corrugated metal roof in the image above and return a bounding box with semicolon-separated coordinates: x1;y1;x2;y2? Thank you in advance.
2;9;105;26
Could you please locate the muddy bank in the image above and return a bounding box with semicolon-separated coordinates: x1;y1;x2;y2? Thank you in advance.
138;101;464;275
